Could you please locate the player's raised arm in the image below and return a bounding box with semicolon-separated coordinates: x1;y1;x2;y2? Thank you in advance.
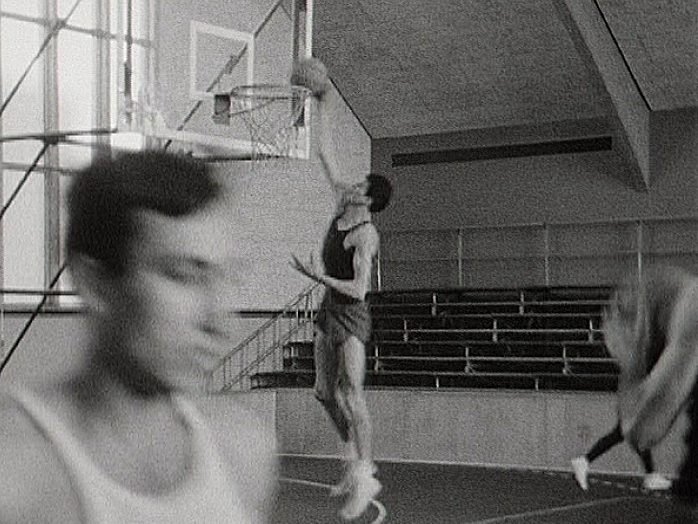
291;58;352;200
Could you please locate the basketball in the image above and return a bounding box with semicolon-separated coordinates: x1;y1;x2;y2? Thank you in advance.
290;57;330;97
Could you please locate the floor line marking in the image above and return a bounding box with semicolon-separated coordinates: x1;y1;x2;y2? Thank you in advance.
280;476;332;490
280;453;674;497
526;466;671;500
465;496;638;524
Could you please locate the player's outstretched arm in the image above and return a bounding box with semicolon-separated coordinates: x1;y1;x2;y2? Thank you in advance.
292;225;378;301
313;94;356;202
291;58;351;198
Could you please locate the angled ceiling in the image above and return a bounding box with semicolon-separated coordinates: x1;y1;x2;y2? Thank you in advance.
312;0;696;141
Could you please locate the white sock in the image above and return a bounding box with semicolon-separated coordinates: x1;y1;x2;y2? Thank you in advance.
354;459;376;478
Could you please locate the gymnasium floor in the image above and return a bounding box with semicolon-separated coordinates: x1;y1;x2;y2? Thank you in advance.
273;455;696;524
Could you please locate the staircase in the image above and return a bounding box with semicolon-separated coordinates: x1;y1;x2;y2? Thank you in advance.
209;283;321;392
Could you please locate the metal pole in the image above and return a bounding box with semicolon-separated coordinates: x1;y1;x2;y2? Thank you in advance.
457;229;464;287
44;0;61;308
94;0;112;158
543;223;550;286
636;220;643;282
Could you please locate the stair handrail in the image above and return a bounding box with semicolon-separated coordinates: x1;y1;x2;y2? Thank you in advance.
210;282;320;392
216;316;313;392
217;282;320;362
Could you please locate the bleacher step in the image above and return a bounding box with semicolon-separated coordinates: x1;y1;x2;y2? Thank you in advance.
269;285;616;392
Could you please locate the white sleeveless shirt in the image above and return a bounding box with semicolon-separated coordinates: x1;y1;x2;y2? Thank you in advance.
8;388;255;524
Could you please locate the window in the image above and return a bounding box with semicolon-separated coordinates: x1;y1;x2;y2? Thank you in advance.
0;0;154;307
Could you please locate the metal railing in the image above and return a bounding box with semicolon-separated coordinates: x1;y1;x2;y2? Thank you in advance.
220;215;696;392
375;215;698;291
368;288;612;378
208;282;321;392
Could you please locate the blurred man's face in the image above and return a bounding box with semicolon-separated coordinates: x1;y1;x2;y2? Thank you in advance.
110;204;235;392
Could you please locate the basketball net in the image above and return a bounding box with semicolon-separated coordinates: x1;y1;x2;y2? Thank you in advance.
223;84;312;163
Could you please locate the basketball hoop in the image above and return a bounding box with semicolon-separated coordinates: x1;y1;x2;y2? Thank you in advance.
224;84;312;163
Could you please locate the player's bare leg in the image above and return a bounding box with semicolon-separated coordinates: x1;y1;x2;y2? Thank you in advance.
313;329;357;496
338;336;381;520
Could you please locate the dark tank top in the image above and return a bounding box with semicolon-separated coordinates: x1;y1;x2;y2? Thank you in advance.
321;217;370;304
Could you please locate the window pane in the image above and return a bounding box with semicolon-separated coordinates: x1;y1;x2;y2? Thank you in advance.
59;0;96;30
57;30;94;132
110;0;119;35
110;39;119;125
0;3;125;310
1;19;44;161
131;0;151;41
57;142;93;172
128;44;149;102
1;0;40;17
3;169;45;304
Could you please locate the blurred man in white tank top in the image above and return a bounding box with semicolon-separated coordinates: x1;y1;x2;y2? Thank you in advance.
0;151;277;524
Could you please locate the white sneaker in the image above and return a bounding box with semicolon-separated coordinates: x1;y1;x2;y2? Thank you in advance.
643;473;672;491
572;456;590;490
339;463;382;520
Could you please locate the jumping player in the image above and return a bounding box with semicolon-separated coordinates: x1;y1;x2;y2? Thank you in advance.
291;58;392;521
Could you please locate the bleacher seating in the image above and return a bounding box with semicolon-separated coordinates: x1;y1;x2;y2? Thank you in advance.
251;285;619;392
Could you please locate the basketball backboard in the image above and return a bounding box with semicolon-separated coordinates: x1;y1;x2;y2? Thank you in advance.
115;0;313;159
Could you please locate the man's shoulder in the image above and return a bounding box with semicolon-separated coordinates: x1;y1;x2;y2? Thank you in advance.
194;394;278;522
0;390;52;467
0;391;80;523
194;394;276;457
347;222;379;248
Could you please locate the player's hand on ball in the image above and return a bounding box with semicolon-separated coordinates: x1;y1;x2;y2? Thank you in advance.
290;57;330;98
